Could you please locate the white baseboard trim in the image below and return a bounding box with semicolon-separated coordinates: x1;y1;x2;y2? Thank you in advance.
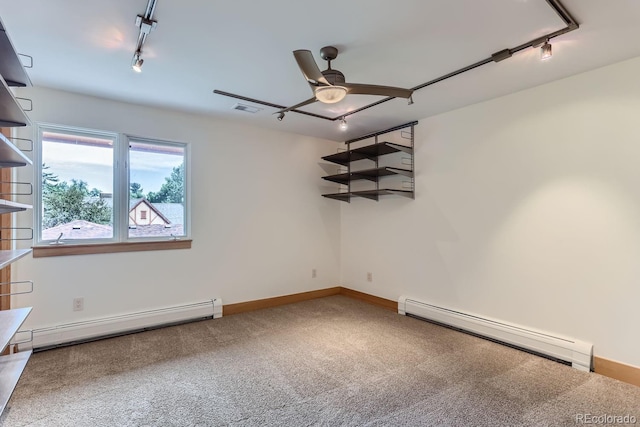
22;298;222;350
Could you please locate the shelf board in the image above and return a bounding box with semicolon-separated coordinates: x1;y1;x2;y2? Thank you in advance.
321;151;368;166
322;192;352;202
0;132;31;168
322;142;413;166
0;75;30;128
323;189;414;202
351;142;413;158
0;200;31;214
322;172;351;185
0;307;31;352
0;350;31;414
353;167;413;181
0;20;32;87
0;249;32;270
323;167;413;185
351;189;414;201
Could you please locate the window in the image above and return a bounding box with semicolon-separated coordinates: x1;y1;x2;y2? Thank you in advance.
128;138;185;239
36;124;189;245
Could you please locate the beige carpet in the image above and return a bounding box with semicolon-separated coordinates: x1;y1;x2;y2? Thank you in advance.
2;295;639;426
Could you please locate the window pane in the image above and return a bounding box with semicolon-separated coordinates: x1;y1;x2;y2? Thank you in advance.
128;140;185;238
41;130;114;240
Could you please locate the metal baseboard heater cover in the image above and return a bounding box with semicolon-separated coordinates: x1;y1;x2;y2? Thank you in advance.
398;296;593;372
23;299;222;350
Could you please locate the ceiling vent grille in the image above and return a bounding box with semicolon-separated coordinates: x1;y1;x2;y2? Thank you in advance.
232;103;262;114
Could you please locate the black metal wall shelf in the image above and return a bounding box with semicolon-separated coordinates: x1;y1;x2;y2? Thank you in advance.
0;200;31;214
0;132;31;168
0;350;31;413
321;151;365;166
323;189;414;202
354;166;413;181
0;77;30;128
352;142;413;158
323;167;413;185
0;17;31;88
321;121;417;202
0;249;31;270
321;142;414;166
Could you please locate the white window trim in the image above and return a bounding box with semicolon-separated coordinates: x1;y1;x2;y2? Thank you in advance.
34;123;191;245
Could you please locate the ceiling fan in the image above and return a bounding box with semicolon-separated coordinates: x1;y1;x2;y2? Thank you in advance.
275;46;414;120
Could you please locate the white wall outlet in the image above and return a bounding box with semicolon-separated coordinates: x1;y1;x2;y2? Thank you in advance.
367;272;373;282
312;268;317;278
73;297;84;312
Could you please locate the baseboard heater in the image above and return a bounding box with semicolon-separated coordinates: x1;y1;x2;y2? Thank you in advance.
23;299;223;351
398;296;593;372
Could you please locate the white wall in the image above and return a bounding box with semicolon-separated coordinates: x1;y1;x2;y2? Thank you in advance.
341;55;640;368
11;87;341;329
10;56;640;369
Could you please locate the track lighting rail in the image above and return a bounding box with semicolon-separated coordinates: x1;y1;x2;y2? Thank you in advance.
214;0;579;123
131;0;158;72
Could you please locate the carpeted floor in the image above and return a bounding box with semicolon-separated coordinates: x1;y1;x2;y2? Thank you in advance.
2;295;639;426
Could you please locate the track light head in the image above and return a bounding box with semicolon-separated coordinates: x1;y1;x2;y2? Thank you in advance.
540;41;552;61
339;118;348;131
408;95;414;106
277;112;285;121
132;53;144;72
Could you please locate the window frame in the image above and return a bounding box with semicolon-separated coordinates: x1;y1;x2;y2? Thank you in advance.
34;123;191;247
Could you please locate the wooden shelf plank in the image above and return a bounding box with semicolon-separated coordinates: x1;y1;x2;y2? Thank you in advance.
0;307;31;352
0;200;31;214
0;132;31;168
0;350;31;414
0;249;31;270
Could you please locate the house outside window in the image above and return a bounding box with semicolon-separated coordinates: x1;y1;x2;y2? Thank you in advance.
36;124;189;244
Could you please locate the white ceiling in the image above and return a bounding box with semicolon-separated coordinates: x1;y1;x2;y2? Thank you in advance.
1;1;639;141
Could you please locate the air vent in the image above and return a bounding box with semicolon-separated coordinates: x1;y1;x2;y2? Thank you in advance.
232;103;262;114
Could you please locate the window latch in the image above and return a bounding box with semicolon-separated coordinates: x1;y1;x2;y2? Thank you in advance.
50;232;65;246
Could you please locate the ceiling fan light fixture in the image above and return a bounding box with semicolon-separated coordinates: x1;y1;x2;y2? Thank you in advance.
315;86;347;104
540;41;552;61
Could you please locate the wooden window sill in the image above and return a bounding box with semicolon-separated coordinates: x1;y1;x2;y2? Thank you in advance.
32;239;192;258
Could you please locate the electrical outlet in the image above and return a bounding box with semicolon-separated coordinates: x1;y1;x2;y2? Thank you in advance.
312;268;317;278
73;297;84;312
367;272;373;282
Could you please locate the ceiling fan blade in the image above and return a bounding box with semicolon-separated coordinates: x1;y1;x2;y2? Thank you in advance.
294;50;330;86
343;83;413;99
275;96;318;115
